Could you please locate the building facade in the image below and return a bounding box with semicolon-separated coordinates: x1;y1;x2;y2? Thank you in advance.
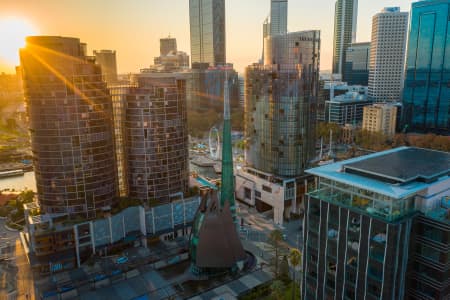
188;63;239;111
343;42;370;86
302;147;450;299
402;0;450;135
325;91;371;126
368;8;408;102
93;49;118;85
23;196;200;274
362;103;397;137
109;83;135;197
332;0;358;75
238;76;245;108
20;36;118;218
160;36;177;56
189;0;226;66
246;31;320;177
270;0;288;36
126;72;189;205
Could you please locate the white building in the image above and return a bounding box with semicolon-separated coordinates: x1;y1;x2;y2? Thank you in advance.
368;7;408;102
235;167;304;225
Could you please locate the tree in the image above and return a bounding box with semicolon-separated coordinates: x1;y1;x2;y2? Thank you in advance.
270;280;285;300
268;229;284;277
289;248;302;300
279;255;290;282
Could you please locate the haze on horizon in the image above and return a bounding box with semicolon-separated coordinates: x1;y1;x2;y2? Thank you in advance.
0;0;413;75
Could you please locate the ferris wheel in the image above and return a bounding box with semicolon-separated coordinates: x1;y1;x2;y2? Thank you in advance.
209;127;221;160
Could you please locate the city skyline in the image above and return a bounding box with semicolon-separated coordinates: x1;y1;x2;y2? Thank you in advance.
1;0;413;74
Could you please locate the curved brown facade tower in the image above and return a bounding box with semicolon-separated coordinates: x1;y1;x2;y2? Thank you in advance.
126;72;189;204
20;36;118;218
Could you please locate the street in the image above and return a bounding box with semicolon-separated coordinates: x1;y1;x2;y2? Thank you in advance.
237;204;304;250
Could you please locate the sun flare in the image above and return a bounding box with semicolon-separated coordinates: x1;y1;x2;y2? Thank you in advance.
0;17;38;66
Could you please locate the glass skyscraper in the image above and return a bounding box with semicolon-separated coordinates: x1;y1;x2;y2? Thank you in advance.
245;31;320;177
20;36;118;218
343;42;370;86
270;0;288;36
332;0;358;75
189;0;226;66
402;0;450;135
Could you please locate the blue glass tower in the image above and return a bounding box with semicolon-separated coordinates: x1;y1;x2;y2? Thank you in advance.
402;0;450;135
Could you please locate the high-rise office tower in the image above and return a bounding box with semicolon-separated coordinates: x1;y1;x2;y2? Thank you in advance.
20;36;118;218
343;42;370;85
402;0;450;135
188;63;239;111
125;71;189;205
302;147;450;300
368;8;408;102
270;0;288;36
332;0;358;75
237;30;319;225
93;49;118;85
160;36;177;56
245;31;320;177
189;0;226;66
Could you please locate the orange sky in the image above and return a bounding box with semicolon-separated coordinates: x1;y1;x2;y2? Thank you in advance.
0;0;413;75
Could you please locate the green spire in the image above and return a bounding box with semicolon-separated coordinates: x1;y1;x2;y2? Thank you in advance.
220;71;235;218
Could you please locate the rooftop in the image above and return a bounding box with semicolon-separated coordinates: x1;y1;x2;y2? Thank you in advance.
344;147;450;184
306;147;450;199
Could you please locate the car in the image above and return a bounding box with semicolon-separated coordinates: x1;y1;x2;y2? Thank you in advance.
116;256;128;264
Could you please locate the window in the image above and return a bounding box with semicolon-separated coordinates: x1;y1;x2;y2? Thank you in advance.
262;185;272;193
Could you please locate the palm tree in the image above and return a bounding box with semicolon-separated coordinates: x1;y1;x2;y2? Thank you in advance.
268;229;283;277
289;248;302;300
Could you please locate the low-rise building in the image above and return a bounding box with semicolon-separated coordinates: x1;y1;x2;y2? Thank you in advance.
325;91;372;126
235;167;312;225
363;103;397;137
22;196;201;274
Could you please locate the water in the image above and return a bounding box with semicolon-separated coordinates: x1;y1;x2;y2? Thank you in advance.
0;171;36;192
0;165;219;193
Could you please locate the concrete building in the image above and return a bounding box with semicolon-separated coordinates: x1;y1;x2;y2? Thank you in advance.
237;30;320;224
20;36;118;218
368;8;408;102
270;0;288;36
402;0;450;135
93;49;118;84
22;196;200;274
302;147;450;299
189;0;226;66
332;0;358;75
362;103;397;137
126;71;189;205
159;36;177;56
343;42;370;86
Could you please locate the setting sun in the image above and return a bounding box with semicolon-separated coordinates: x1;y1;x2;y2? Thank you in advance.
0;17;38;66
